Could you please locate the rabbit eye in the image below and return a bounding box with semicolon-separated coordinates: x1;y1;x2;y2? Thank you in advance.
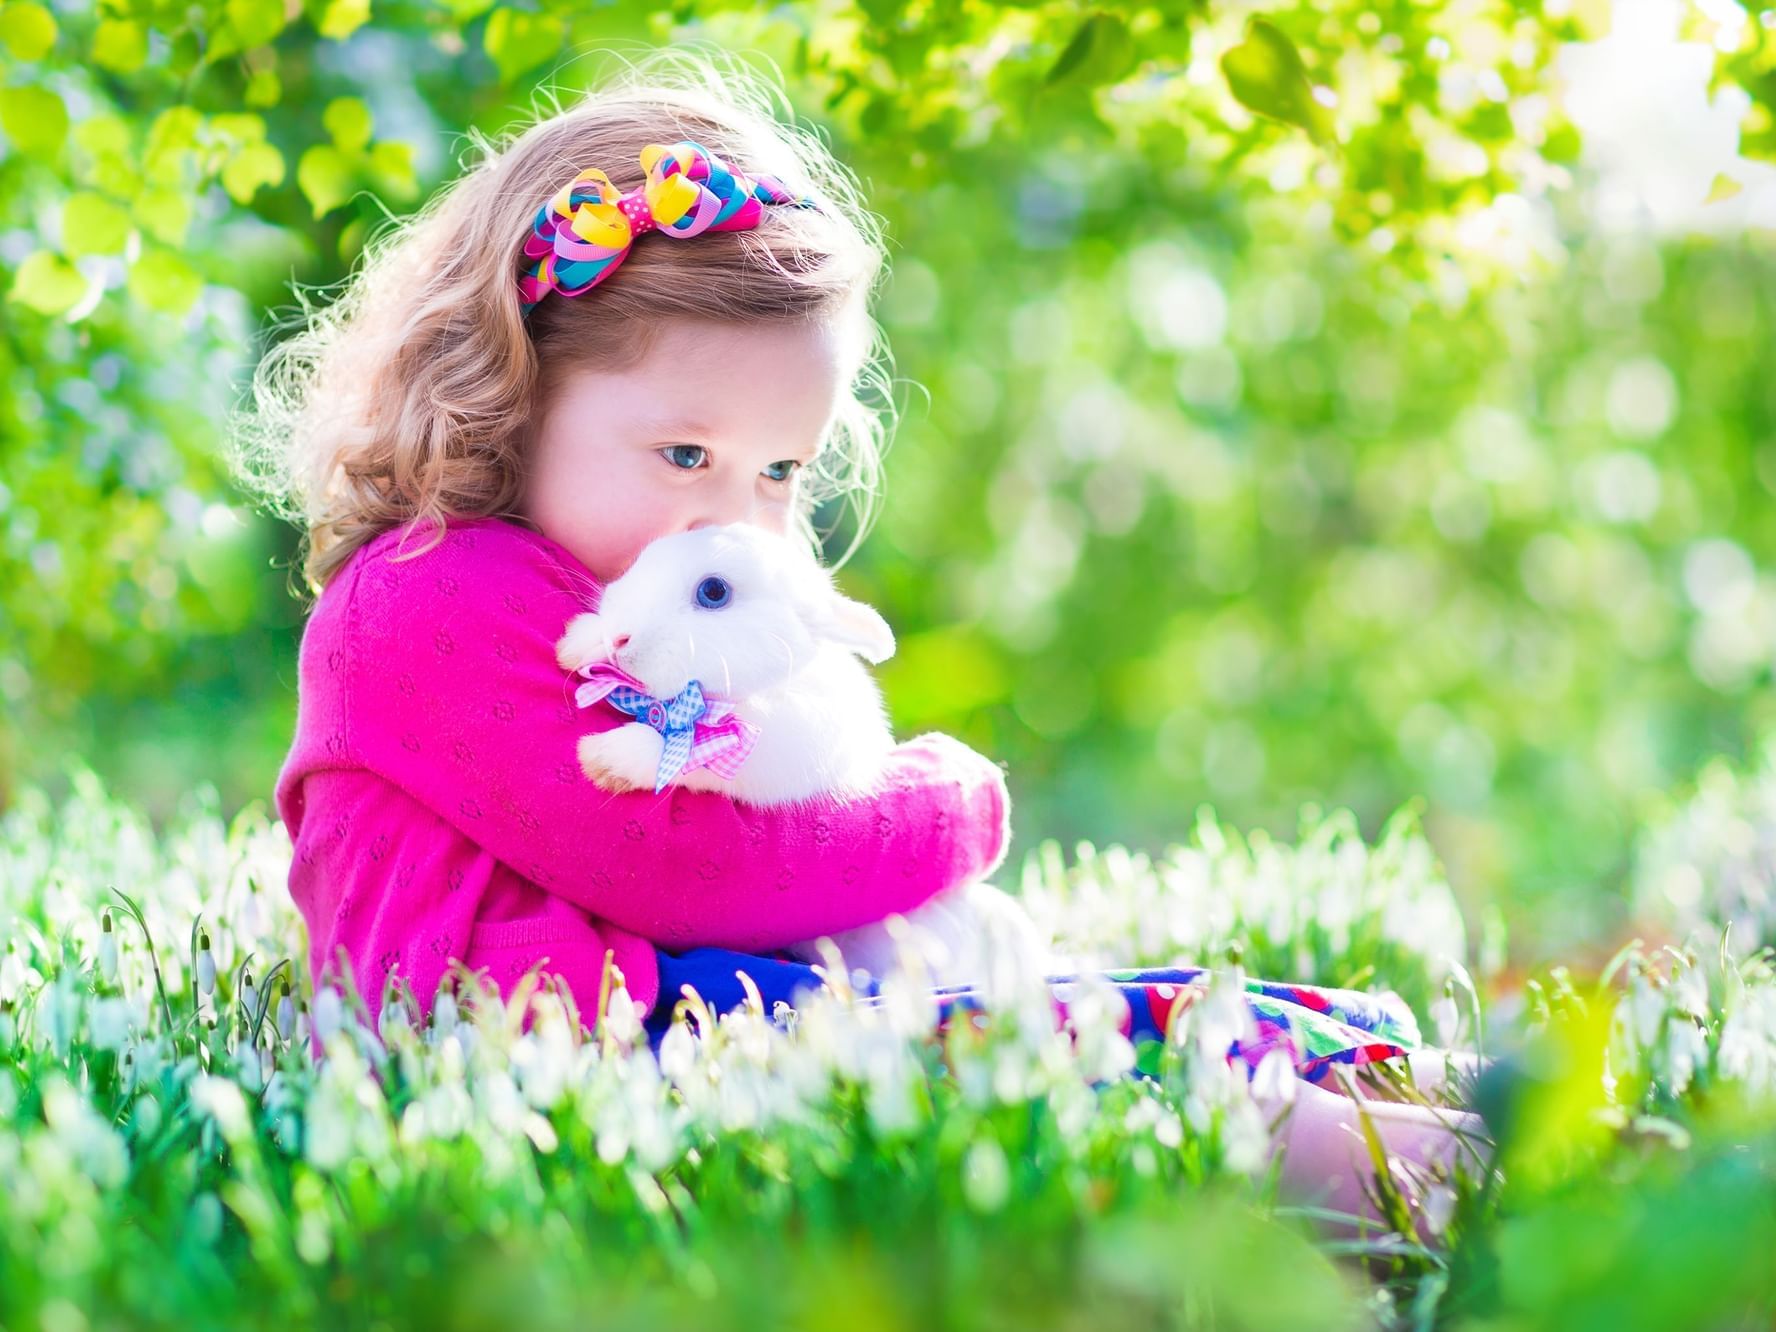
695;576;732;609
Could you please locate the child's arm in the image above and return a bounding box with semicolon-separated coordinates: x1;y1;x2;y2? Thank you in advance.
325;518;1010;953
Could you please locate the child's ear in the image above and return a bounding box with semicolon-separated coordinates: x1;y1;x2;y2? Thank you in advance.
813;592;895;664
556;611;611;670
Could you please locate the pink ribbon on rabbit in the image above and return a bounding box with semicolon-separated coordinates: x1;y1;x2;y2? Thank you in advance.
574;659;760;790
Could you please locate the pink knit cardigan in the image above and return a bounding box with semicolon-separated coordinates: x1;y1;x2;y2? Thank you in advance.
274;517;1012;1029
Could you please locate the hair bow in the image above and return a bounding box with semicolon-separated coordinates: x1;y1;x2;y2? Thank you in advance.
517;139;812;315
574;659;761;793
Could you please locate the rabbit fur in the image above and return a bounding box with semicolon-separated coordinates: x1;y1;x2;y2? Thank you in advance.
554;523;1047;988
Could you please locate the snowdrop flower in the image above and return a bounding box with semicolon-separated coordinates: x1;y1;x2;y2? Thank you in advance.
190;1073;252;1145
657;1019;697;1086
429;986;458;1043
602;984;642;1048
196;932;216;997
1250;1047;1297;1108
962;1137;1011;1212
276;982;297;1043
312;987;343;1044
241;969;258;1021
97;910;118;985
40;1077;128;1190
87;995;138;1052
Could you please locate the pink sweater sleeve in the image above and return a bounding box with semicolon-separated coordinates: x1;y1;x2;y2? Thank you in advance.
324;518;1012;953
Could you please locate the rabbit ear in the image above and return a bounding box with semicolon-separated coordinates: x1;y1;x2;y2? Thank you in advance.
814;592;896;663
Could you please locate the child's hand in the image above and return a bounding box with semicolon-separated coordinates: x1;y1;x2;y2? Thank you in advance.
578;722;664;792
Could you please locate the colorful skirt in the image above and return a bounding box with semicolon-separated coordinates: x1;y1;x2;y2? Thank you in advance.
644;947;1421;1087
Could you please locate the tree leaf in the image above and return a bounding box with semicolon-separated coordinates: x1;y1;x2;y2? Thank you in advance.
7;250;87;316
226;0;285;48
127;249;203;314
0;85;68;157
62;192;134;257
367;138;418;200
221;140;286;204
91;18;148;72
244;66;282;108
1045;12;1137;91
484;7;565;84
297;143;355;218
1706;172;1743;204
315;0;370;41
1220;18;1334;146
323;96;373;153
135;187;193;245
0;2;57;61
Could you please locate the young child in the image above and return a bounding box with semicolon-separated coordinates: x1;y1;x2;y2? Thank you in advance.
238;52;1486;1228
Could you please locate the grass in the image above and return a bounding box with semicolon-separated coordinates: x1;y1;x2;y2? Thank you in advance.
2;766;1775;1330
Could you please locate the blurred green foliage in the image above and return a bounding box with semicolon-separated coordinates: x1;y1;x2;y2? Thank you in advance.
5;0;1776;956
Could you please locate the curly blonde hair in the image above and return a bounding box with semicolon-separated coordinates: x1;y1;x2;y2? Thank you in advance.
230;48;896;594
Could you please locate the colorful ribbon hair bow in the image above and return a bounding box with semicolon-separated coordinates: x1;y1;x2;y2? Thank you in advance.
517;139;814;316
574;659;761;794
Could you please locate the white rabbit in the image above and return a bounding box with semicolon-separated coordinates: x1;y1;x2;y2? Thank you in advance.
554;523;1049;988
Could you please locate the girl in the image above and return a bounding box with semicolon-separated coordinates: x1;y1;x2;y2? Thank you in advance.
236;50;1486;1229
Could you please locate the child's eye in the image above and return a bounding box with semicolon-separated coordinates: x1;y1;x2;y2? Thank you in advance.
763;460;801;483
661;444;708;471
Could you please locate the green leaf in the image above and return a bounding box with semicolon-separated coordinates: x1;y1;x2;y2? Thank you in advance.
61;192;133;257
145;105;203;176
74;113;131;157
323;96;373;153
221;140;286;204
1045;12;1137;91
226;0;285;47
0;85;68;157
210;112;268;144
91;18;147;72
135;187;192;245
0;1;55;60
367;138;417;199
243;66;282;107
297;143;355;218
315;0;370;41
7;250;87;316
484;7;565;84
127;249;203;314
1706;172;1743;204
1220;18;1334;146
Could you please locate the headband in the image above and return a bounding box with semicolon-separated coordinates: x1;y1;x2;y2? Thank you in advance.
516;139;816;316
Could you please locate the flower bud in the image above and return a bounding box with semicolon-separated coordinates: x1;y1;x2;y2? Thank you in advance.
241;969;258;1020
313;988;342;1042
431;988;459;1040
196;932;216;997
295;998;312;1046
277;982;296;1043
98;910;119;985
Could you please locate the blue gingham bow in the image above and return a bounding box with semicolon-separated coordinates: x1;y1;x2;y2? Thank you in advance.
574;661;761;793
607;679;708;791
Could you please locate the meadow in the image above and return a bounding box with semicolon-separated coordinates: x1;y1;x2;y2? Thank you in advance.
8;0;1776;1324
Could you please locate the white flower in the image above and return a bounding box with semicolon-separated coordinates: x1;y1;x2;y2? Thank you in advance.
312;987;343;1043
196;934;216;997
87;1001;138;1051
962;1138;1011;1212
657;1020;697;1085
97;911;118;984
191;1073;252;1143
276;984;297;1043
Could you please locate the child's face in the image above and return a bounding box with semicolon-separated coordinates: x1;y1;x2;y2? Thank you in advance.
521;316;845;585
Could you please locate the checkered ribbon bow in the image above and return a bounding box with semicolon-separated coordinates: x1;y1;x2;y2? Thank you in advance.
574;660;760;793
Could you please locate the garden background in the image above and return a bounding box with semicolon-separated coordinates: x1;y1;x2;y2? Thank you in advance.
7;0;1776;1325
